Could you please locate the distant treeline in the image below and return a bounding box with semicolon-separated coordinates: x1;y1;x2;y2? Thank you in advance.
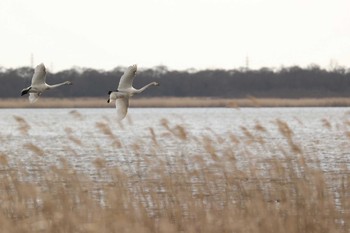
1;65;350;98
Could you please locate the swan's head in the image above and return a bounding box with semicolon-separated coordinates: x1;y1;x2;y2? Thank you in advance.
35;63;46;75
153;82;160;86
65;81;73;85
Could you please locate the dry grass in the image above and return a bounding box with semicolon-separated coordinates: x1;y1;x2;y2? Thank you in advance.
0;114;349;232
3;97;350;108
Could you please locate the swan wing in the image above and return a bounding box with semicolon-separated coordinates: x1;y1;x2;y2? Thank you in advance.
115;97;129;121
29;93;40;103
117;64;137;90
31;63;47;86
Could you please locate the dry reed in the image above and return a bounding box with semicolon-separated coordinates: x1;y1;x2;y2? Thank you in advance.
0;113;349;232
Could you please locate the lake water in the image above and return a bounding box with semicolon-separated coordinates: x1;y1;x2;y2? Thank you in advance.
1;107;350;177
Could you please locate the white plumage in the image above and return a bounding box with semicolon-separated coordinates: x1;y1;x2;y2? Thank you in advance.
108;64;159;121
21;63;72;103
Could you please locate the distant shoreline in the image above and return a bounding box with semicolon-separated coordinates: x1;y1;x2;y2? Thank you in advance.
2;97;350;108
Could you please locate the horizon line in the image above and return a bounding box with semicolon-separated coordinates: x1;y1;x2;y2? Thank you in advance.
0;62;349;73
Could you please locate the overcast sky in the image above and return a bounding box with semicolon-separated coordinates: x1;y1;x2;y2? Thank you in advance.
0;0;349;71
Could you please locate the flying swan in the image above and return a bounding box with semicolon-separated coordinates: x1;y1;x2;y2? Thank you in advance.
21;63;72;103
107;64;159;121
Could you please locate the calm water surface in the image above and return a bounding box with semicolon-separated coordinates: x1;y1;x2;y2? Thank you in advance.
1;107;350;174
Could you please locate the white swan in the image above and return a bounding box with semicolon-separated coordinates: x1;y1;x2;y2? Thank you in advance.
21;63;72;103
107;64;159;121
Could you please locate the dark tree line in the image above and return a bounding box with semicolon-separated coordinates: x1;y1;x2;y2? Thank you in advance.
1;65;350;98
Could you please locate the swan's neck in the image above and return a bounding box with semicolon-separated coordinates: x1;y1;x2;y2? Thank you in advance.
46;82;68;89
134;82;156;94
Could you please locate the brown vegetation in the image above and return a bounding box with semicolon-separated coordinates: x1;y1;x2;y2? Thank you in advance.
3;97;350;108
0;113;349;232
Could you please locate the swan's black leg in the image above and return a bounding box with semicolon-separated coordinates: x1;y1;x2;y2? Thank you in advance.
108;90;118;95
21;87;31;96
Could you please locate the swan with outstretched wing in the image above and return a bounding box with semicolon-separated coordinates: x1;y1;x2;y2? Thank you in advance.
107;64;159;121
21;63;72;103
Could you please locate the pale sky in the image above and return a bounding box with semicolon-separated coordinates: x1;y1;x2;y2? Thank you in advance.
0;0;349;72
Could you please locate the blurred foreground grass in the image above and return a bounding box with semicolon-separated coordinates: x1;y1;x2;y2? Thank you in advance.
0;115;350;232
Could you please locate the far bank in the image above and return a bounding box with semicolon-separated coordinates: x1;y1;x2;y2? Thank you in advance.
2;97;350;108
